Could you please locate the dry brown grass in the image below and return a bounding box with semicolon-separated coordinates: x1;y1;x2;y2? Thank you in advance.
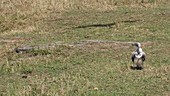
0;0;169;15
0;0;169;36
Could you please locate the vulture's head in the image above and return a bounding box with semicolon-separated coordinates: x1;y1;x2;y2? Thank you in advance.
132;42;141;48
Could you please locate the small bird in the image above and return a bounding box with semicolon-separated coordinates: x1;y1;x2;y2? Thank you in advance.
131;42;146;70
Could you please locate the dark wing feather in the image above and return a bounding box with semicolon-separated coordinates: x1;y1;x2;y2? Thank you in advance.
141;54;146;62
131;54;135;62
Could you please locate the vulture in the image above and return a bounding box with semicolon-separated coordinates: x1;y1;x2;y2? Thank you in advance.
131;42;146;70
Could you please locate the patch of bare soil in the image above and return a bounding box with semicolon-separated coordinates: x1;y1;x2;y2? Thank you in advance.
13;40;155;54
0;37;31;44
71;40;132;51
71;40;155;51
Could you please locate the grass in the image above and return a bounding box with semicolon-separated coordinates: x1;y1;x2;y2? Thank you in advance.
0;0;170;96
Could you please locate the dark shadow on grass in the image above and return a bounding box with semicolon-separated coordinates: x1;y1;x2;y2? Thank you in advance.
74;19;141;29
130;66;143;70
75;22;116;28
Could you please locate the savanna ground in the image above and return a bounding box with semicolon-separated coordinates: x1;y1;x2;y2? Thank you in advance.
0;0;170;95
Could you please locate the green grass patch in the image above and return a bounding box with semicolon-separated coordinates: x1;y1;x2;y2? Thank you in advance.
0;3;170;96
